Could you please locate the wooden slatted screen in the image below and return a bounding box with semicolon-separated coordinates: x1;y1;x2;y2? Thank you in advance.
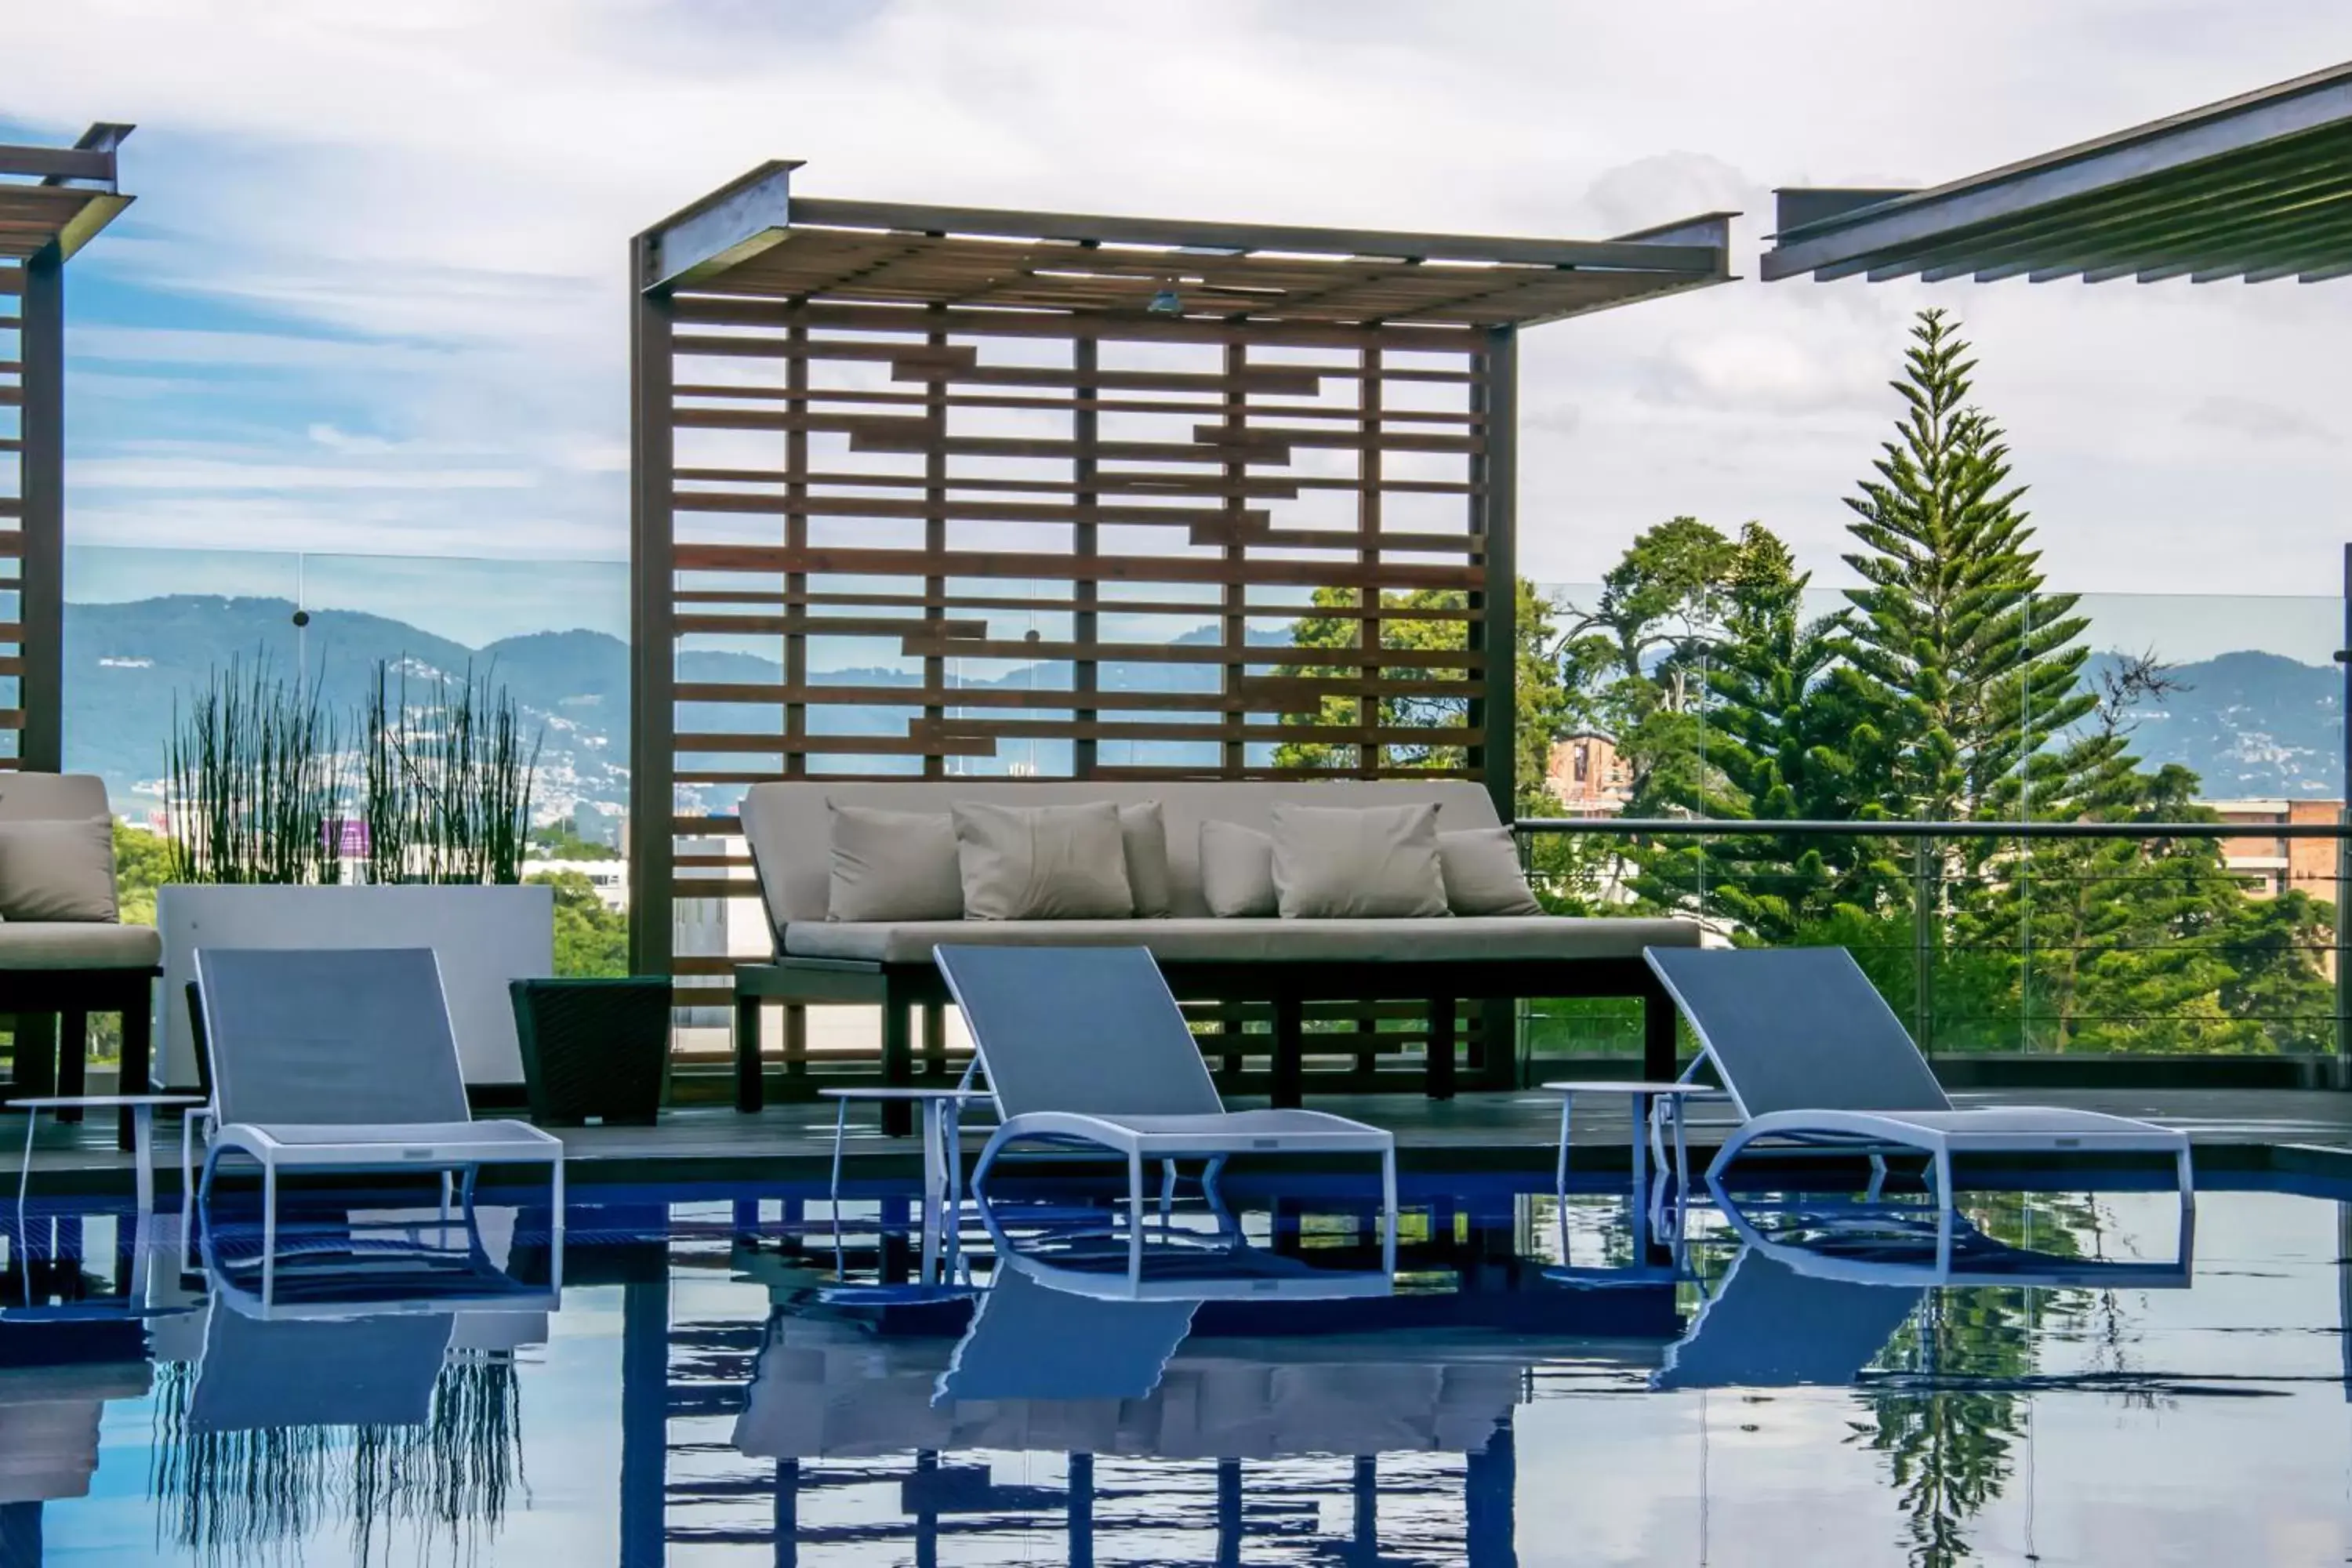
629;179;1729;1085
655;304;1504;1014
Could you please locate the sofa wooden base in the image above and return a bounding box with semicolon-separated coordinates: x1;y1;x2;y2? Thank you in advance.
731;955;1677;1134
0;967;160;1151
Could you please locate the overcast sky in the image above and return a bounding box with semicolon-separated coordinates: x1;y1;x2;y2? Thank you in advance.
10;1;2352;614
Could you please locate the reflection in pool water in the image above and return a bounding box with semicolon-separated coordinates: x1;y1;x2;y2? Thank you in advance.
0;1176;2343;1564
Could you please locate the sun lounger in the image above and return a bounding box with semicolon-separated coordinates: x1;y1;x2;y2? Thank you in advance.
936;1267;1196;1404
934;945;1398;1283
192;948;564;1305
1653;1247;1922;1390
1644;946;2194;1214
189;1308;455;1431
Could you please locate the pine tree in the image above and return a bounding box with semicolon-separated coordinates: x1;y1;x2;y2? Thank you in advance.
1637;525;1901;940
1837;308;2095;822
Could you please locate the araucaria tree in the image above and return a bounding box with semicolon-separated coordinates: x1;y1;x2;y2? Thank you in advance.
1835;307;2094;823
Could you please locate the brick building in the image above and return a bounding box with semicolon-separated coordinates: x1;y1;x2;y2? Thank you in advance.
1544;733;1632;815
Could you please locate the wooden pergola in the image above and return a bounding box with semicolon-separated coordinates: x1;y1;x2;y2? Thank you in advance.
629;162;1733;1000
0;125;132;773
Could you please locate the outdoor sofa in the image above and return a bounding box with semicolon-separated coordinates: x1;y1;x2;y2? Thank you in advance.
0;772;159;1149
732;779;1700;1124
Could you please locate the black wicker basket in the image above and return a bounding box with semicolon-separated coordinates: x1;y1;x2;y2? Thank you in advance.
509;977;670;1127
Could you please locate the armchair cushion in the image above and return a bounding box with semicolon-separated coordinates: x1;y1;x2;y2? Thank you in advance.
0;818;118;923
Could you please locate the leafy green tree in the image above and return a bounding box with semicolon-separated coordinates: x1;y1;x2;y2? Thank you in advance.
528;869;628;978
111;821;172;927
529;826;620;862
1272;580;1565;814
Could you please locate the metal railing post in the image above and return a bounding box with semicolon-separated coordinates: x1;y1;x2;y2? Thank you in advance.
2336;811;2350;1083
1912;834;1936;1055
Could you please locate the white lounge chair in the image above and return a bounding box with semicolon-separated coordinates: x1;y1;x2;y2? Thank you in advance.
192;948;565;1305
935;945;1399;1283
1646;946;2194;1209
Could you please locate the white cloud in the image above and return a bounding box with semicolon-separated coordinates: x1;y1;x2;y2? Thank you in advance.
13;0;2352;594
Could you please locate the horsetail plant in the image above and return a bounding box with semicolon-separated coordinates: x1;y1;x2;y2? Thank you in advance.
162;655;344;886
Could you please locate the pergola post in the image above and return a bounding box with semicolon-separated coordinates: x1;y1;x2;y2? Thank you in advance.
0;125;132;775
628;234;677;979
15;247;61;775
1475;324;1519;823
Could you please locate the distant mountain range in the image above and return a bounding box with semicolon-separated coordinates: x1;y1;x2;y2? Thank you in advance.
63;595;2349;818
2086;648;2343;800
64;595;1286;820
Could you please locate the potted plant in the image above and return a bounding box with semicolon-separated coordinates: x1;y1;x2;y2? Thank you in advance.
154;659;557;1095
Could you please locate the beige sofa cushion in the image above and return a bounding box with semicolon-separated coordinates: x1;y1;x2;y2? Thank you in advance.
1269;803;1447;920
826;805;964;923
1120;803;1174;920
0;922;160;970
953;801;1134;920
0;818;118;922
741;779;1505;930
0;775;109;824
1200;821;1277;917
1439;827;1544;916
784;915;1702;966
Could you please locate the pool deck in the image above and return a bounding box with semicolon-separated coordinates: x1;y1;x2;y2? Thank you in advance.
19;1085;2352;1197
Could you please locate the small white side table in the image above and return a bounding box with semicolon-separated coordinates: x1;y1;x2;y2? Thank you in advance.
819;1087;985;1286
818;1087;986;1207
1541;1080;1729;1204
9;1094;206;1212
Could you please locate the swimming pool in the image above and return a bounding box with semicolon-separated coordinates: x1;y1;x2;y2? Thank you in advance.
6;1172;2347;1565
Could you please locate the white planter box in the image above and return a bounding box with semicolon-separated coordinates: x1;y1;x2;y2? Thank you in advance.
155;884;556;1087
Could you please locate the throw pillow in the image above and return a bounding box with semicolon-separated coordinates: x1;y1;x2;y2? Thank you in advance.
954;801;1135;920
825;804;964;922
1439;826;1544;916
1119;801;1175;919
1269;802;1449;919
0;817;118;923
1200;820;1277;917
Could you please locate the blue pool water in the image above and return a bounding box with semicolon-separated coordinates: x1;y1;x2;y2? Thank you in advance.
3;1172;2347;1566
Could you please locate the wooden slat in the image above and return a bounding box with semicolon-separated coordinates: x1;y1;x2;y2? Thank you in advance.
677;380;1482;425
673;542;1485;590
675;613;987;638
673;334;977;368
678;682;1270;714
672;590;1240;618
847;429;1293;464
671;464;1471;497
893;362;1330;394
895;633;1479;669
670;296;1486;354
671;884;764;905
1195;422;1481;454
919;717;1471;746
1238;675;1472;707
1187;521;1475;554
1091;764;1481;782
676;488;1271;528
675;466;1308;499
675;731;998;757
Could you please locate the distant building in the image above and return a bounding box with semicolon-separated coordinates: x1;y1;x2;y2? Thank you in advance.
2201;798;2342;902
532;856;629;911
1545;732;1632;815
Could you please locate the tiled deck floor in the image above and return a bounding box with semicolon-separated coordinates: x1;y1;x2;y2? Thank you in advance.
18;1086;2352;1196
